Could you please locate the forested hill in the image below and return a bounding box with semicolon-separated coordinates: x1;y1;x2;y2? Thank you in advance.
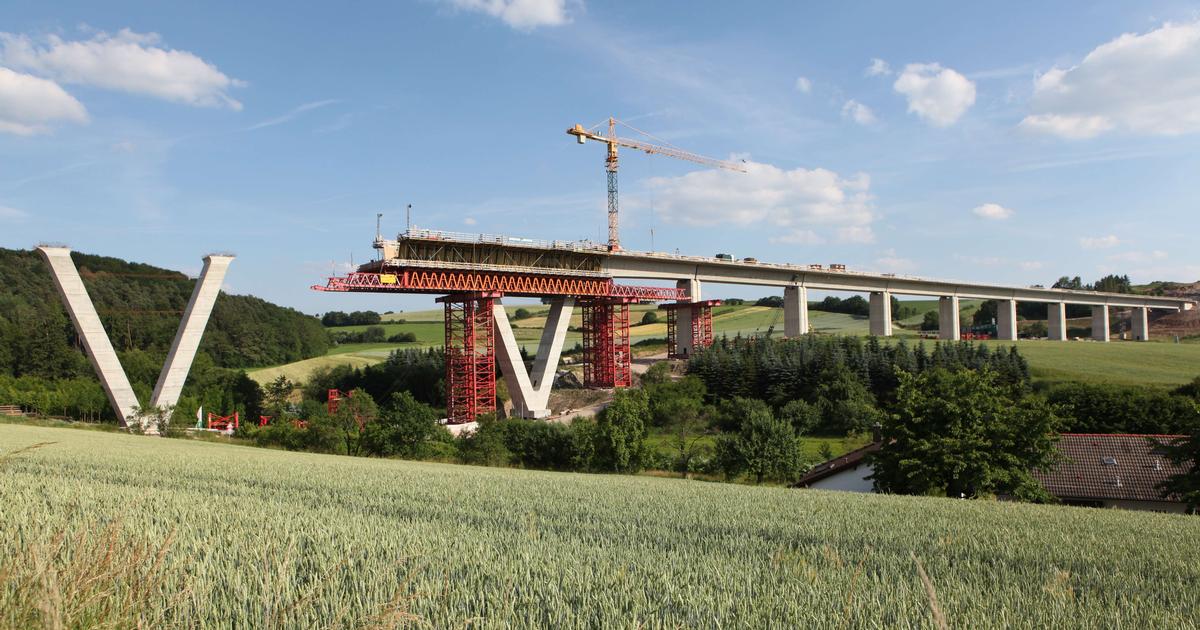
0;247;330;380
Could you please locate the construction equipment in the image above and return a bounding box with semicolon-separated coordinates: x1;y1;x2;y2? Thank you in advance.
567;117;746;251
207;411;239;432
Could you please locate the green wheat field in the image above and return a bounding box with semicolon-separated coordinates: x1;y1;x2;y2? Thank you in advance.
3;423;1198;628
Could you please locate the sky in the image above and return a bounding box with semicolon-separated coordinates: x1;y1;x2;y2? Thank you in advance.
2;0;1199;314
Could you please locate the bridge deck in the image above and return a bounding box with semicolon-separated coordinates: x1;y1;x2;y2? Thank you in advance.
353;230;1194;311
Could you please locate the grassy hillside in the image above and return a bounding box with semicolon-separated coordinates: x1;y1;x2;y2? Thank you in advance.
981;339;1200;386
3;423;1198;628
0;247;329;375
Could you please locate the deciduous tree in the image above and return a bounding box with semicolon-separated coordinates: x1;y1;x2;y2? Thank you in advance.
869;368;1060;500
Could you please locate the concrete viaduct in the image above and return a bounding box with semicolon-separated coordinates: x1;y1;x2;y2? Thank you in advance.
602;250;1193;348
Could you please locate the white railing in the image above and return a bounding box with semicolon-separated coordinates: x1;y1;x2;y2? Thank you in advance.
402;228;608;253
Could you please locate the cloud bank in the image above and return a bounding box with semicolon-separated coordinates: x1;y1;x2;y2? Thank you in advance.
645;160;875;244
1;29;244;110
1021;21;1200;138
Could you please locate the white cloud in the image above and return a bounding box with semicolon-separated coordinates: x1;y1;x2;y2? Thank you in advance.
866;58;891;77
1020;21;1200;138
463;217;478;226
446;0;571;30
1018;114;1114;139
248;99;339;130
769;230;823;245
893;63;976;127
646;160;874;244
1079;235;1120;249
1107;250;1168;263
793;76;812;94
0;29;244;109
0;67;87;135
0;205;29;221
841;99;876;125
971;203;1014;220
875;249;916;273
836;226;876;244
955;254;1045;271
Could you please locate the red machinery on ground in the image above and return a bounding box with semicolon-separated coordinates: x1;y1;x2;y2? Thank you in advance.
327;388;367;429
207;411;239;431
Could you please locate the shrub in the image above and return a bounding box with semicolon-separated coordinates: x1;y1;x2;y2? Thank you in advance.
1047;383;1200;435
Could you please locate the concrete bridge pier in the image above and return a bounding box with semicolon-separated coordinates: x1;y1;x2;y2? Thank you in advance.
494;297;574;419
783;285;809;337
1131;307;1149;341
869;291;892;337
1091;305;1111;342
996;299;1018;341
938;296;960;340
672;279;699;356
1048;303;1067;341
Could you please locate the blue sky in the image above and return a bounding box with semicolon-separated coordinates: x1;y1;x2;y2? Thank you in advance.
2;1;1199;314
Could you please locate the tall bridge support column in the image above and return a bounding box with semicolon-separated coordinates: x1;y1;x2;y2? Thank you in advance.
582;298;632;389
38;246;141;427
1048;303;1067;341
938;296;960;341
869;291;892;337
151;255;234;410
784;285;809;337
494;297;574;419
1091;305;1111;342
996;299;1018;341
1131;307;1149;341
439;292;499;424
679;278;702;302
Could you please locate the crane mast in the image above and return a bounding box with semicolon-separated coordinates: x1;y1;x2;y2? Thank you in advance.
568;117;745;251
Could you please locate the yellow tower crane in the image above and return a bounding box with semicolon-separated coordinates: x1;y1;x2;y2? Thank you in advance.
568;117;746;251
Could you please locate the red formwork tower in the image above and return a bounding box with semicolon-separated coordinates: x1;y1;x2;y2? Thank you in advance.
581;297;635;388
438;291;500;423
660;300;721;359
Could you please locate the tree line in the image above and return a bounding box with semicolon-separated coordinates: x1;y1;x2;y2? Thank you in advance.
321;310;383;327
0;247;329;421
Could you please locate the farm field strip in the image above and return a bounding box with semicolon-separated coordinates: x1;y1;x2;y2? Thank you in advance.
2;423;1198;628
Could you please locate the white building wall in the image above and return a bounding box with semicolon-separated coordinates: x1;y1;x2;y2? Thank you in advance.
1103;499;1189;514
808;463;876;493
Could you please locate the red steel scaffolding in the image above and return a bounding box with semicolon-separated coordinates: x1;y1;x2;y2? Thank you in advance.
660;300;721;359
581;297;634;388
439;292;499;424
